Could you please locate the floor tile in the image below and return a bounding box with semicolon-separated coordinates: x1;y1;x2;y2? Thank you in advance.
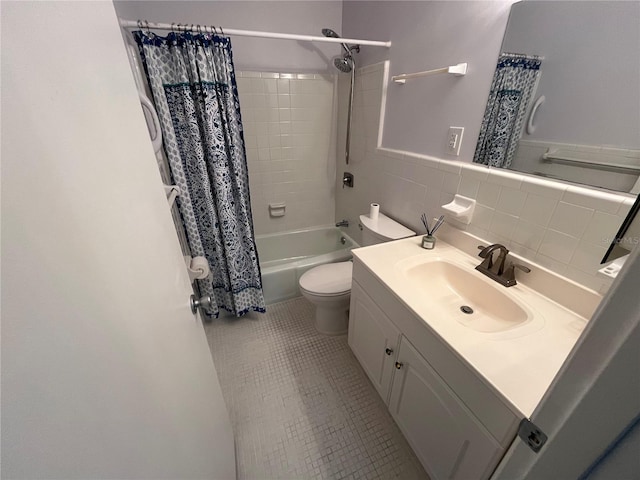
205;297;429;480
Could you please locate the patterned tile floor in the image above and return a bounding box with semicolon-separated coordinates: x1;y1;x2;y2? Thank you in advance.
204;297;429;480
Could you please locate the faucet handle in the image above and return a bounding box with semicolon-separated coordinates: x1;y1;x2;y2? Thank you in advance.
502;262;531;286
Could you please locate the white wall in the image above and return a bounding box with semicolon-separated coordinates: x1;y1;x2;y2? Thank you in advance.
113;0;344;73
342;0;514;161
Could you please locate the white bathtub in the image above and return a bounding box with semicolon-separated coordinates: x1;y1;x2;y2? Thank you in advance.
256;226;359;305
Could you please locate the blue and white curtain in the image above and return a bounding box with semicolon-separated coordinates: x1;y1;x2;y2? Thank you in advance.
134;31;265;318
473;53;542;168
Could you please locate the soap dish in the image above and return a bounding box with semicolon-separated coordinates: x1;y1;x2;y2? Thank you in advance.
442;194;476;224
269;202;286;217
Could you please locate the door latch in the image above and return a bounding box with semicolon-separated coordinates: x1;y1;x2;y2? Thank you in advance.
190;294;212;314
517;418;548;453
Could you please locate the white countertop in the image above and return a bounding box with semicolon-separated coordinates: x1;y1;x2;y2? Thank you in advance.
352;236;592;417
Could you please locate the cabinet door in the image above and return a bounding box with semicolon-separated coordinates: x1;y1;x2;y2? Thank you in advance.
348;281;401;403
389;337;503;480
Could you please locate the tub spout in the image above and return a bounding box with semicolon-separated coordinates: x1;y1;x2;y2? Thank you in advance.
336;219;349;227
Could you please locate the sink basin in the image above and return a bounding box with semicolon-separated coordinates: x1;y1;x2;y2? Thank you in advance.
401;259;531;333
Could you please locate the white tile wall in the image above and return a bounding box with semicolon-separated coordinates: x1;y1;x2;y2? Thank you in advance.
335;62;636;294
236;71;337;235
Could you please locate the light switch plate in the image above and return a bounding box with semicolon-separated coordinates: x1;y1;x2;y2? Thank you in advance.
447;126;464;156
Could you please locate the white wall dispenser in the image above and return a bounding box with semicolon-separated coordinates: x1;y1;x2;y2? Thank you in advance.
442;194;476;224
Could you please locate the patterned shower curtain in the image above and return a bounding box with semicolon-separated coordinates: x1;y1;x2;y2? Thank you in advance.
134;31;265;318
473;53;542;168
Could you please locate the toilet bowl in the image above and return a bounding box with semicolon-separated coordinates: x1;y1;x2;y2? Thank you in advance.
299;212;415;335
299;261;352;335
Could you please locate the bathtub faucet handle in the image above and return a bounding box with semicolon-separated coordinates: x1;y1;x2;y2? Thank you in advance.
342;172;354;188
336;219;349;228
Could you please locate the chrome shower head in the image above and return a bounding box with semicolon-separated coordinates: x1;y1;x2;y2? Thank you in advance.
322;28;359;73
334;55;354;73
321;28;340;39
322;28;352;54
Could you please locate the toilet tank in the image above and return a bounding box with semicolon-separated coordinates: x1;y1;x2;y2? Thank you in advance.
359;213;416;246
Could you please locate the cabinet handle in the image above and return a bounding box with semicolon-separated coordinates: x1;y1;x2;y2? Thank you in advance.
385;348;394;356
395;362;403;369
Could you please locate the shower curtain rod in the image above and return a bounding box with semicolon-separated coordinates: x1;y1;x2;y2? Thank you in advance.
120;19;391;48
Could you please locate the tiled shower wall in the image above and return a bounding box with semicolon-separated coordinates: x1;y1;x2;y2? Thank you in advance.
336;62;635;293
236;72;337;235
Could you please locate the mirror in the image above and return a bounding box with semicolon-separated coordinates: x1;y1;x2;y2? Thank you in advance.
473;1;640;193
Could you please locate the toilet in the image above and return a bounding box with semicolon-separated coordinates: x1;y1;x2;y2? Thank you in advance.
299;212;415;335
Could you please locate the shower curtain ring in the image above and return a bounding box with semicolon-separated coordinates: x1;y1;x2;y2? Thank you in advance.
212;25;218;35
137;19;143;30
144;20;150;34
171;22;175;33
220;26;225;36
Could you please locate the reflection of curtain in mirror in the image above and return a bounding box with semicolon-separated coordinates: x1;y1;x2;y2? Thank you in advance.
474;53;542;168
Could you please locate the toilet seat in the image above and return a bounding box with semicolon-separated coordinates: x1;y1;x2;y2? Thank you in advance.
299;261;352;297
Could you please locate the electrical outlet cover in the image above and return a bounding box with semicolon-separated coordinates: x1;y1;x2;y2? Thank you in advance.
447;127;464;155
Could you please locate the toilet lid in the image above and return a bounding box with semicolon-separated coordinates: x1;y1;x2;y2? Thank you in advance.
299;261;352;296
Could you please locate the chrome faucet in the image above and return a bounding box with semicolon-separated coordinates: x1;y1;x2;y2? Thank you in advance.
336;219;349;227
476;244;531;287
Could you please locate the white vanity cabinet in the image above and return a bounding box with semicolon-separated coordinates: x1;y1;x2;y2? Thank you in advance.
348;259;522;480
348;281;400;403
389;336;503;480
